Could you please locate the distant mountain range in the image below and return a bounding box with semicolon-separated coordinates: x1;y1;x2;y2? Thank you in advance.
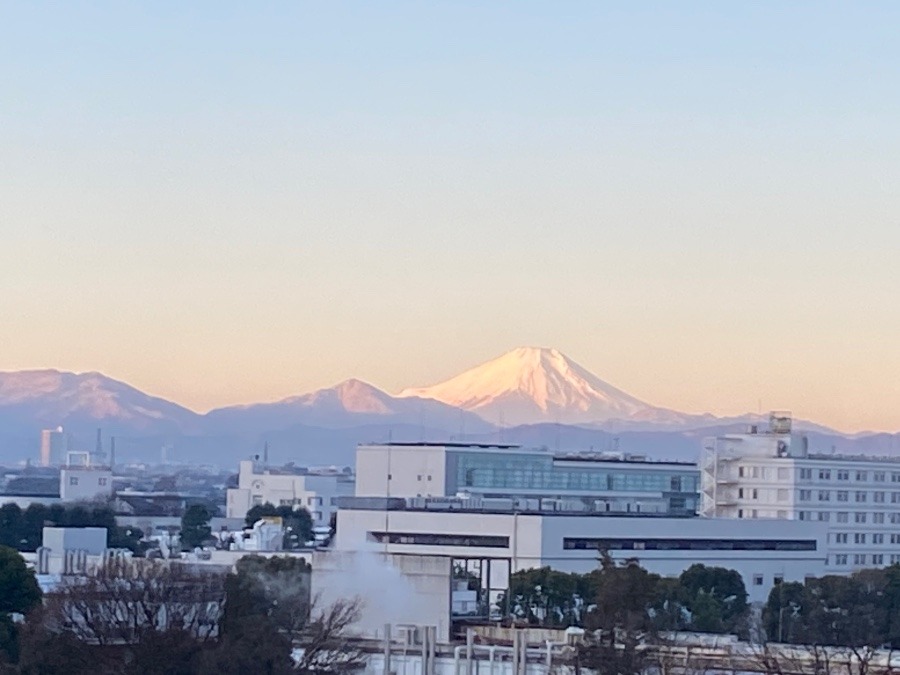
0;347;897;467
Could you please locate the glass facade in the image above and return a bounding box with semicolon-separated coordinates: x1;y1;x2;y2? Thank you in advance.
448;450;699;514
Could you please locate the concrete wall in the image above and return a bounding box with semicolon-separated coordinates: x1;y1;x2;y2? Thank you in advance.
59;467;113;501
311;550;452;642
42;526;108;555
355;445;448;498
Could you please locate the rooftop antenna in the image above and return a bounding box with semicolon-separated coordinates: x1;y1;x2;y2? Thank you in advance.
263;441;269;469
110;437;116;470
95;428;103;458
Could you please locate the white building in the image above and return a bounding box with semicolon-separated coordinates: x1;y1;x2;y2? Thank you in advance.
40;427;68;467
701;412;900;574
59;466;113;502
356;443;699;516
226;460;354;527
334;500;825;604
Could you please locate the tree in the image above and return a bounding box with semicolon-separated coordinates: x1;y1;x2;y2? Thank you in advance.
678;564;749;634
0;545;42;663
180;504;213;550
0;504;23;550
43;557;224;646
504;567;588;627
244;503;313;549
222;554;312;636
579;555;662;675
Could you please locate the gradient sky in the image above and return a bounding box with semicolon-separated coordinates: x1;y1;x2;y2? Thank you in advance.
2;2;899;432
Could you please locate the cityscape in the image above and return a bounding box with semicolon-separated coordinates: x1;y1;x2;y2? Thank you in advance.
3;2;900;674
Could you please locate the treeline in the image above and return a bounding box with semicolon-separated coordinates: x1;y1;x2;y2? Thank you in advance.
0;502;143;553
763;565;900;649
0;547;359;674
505;557;749;635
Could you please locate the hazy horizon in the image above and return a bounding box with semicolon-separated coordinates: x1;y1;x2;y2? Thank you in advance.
3;3;899;432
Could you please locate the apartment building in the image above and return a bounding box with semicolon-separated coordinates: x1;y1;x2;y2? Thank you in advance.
701;413;900;572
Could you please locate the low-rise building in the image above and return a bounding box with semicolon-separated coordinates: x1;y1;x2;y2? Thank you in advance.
226;460;354;527
60;466;113;502
334;497;825;604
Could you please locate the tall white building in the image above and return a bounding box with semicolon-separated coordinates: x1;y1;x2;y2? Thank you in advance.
701;412;900;573
226;460;354;528
40;427;68;467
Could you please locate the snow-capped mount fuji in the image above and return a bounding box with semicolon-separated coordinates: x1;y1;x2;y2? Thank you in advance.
400;347;694;427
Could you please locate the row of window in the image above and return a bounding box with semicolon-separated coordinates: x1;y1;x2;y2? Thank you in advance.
562;538;817;552
798;468;900;483
798;489;899;503
369;531;510;548
738;466;900;483
833;532;891;545
831;554;893;566
795;511;900;524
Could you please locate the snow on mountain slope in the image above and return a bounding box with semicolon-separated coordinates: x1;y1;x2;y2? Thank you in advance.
400;347;691;426
0;369;199;434
203;378;493;433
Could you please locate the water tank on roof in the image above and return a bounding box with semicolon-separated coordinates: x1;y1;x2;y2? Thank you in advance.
770;411;792;434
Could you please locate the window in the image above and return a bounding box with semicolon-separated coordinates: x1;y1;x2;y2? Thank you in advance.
818;490;830;501
753;574;764;586
69;477;78;486
752;488;759;500
837;512;849;523
427;475;432;481
855;491;867;503
371;531;510;548
892;513;900;525
774;575;784;585
818;511;830;522
855;512;867;523
835;533;848;544
837;491;849;502
561;537;818;552
836;554;848;565
417;475;422;481
738;488;744;498
800;468;813;480
893;472;900;483
98;477;107;486
892;492;900;504
874;554;885;565
838;470;849;481
777;468;789;480
875;491;886;503
892;555;900;565
739;466;745;478
892;534;900;545
854;554;866;565
777;489;789;501
819;469;831;480
875;512;885;524
799;490;812;501
777;510;787;519
873;533;884;544
875;472;886;482
798;511;811;521
855;533;867;544
856;471;868;481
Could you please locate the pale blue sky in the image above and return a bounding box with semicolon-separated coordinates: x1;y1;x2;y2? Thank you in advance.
2;2;899;430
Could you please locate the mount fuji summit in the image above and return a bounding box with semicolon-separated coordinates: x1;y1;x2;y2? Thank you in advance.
400;346;695;427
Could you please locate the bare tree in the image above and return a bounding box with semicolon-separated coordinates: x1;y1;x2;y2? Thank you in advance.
293;596;365;674
43;558;225;646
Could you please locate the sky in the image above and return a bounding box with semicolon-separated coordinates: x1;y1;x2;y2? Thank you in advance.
1;2;899;432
